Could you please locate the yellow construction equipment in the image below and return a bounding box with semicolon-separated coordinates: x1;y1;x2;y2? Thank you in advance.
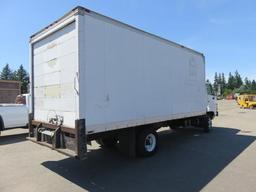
237;94;256;109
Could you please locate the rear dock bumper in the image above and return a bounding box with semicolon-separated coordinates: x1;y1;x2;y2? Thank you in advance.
28;118;87;160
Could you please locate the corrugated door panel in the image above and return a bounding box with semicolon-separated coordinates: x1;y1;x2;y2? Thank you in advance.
33;22;78;127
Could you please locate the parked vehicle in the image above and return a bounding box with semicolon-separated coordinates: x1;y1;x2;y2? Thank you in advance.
28;6;217;159
0;104;28;134
0;94;30;135
237;94;256;109
16;93;32;113
206;83;218;118
226;94;234;100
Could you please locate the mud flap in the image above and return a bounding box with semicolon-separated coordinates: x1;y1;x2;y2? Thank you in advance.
28;113;34;137
75;119;87;160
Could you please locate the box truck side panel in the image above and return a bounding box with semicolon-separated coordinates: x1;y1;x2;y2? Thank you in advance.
82;14;206;133
33;22;78;127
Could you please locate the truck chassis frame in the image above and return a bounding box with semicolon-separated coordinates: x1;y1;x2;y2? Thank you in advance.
28;114;211;160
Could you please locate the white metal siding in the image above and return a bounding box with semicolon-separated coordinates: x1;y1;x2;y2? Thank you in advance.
31;9;206;133
81;14;206;134
33;22;79;127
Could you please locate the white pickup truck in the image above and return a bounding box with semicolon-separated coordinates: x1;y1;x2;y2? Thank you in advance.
0;95;30;134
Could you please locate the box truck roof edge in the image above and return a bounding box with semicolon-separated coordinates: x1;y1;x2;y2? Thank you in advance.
30;6;204;58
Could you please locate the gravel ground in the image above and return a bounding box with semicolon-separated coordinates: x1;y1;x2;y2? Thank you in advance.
0;100;256;192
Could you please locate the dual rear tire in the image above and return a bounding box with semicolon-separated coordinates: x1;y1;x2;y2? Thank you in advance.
0;116;4;131
96;128;159;157
136;128;158;157
97;115;211;157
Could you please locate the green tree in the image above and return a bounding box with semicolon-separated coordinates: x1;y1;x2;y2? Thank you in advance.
221;73;226;89
218;73;221;83
0;63;14;80
223;88;232;97
213;72;218;93
244;77;251;86
218;73;222;93
236;85;248;93
13;65;29;93
234;70;243;88
244;77;251;89
252;80;256;90
227;72;237;90
217;73;226;94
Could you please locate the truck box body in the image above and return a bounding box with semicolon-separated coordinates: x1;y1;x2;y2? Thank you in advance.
30;7;206;136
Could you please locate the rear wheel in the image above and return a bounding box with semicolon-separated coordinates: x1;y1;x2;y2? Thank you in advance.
0;116;4;136
0;116;4;131
136;128;158;157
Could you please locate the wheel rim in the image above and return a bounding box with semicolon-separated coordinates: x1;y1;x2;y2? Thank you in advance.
144;133;156;152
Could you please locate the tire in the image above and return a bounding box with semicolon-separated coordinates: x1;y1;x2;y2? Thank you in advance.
0;116;4;131
136;128;158;157
207;112;215;120
96;137;118;148
200;116;212;133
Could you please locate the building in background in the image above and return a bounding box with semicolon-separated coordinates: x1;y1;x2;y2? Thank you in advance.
0;80;21;103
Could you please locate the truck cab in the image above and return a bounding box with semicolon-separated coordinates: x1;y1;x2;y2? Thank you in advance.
0;104;28;130
206;83;218;119
0;94;30;134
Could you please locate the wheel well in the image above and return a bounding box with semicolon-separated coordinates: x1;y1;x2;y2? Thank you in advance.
207;111;215;119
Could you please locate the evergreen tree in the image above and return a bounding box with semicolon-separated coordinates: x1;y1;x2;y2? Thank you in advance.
212;72;255;94
234;70;243;88
218;73;224;94
213;72;218;93
252;80;256;90
221;73;226;88
13;65;29;93
0;63;14;80
244;77;251;89
218;73;222;84
227;72;235;90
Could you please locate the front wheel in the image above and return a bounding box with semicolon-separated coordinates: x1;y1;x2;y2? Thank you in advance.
199;116;212;133
136;128;158;157
200;116;212;133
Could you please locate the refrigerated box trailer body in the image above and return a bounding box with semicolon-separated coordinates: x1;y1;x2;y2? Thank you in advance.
29;6;210;158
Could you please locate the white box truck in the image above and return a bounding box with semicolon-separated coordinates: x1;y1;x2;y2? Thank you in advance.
29;6;216;159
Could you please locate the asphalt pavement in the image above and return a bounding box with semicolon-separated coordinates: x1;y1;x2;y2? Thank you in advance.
0;100;256;192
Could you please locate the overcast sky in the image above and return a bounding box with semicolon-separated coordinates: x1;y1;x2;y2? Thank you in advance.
0;0;255;81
